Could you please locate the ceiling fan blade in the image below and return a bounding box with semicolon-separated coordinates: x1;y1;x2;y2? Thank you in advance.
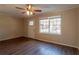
34;10;42;12
22;12;26;14
16;7;25;10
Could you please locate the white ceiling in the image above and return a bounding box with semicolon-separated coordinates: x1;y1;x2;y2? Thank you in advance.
0;4;79;18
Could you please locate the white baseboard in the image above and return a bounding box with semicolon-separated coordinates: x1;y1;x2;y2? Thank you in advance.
0;35;23;41
34;37;79;49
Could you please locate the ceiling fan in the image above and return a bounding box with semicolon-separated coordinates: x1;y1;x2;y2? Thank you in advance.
16;4;42;16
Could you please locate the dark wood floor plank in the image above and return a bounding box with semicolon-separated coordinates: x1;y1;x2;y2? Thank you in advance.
0;37;78;55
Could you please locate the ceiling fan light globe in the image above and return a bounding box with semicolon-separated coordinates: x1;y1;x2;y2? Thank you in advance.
27;11;30;15
30;11;33;15
28;4;32;9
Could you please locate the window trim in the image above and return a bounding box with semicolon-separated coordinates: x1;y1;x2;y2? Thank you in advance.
39;16;61;35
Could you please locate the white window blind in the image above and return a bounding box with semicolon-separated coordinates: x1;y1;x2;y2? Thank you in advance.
39;16;61;35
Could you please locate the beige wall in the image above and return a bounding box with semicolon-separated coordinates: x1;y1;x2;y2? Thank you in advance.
77;8;79;48
24;18;28;37
24;18;35;38
26;8;78;48
0;13;24;41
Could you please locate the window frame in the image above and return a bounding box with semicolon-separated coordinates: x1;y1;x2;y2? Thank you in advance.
39;16;61;35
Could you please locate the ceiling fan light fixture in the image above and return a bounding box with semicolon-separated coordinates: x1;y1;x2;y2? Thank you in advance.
27;10;30;15
30;11;33;15
28;4;32;9
26;10;33;16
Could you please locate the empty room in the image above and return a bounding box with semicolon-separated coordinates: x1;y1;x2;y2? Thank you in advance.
0;4;79;55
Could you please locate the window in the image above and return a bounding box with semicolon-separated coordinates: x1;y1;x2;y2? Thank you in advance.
40;19;49;33
39;16;61;35
29;20;34;26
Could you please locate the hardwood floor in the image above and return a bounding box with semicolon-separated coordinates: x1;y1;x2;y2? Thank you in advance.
0;37;78;55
